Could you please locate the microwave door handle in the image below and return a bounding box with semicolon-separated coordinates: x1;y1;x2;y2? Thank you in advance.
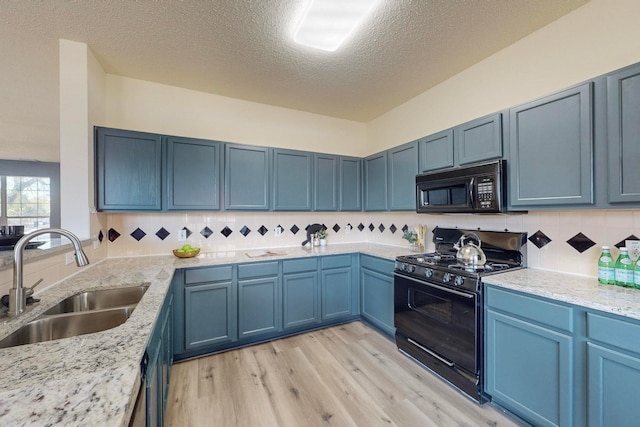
469;177;475;207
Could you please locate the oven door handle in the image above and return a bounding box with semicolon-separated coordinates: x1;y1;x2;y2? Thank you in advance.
395;273;475;299
407;338;455;367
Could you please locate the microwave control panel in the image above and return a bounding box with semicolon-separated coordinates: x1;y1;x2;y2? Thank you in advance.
476;176;497;209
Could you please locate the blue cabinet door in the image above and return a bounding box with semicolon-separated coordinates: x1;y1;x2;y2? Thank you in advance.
224;143;270;210
509;83;593;207
238;276;281;338
321;267;352;321
314;153;339;211
418;129;454;173
388;141;418;211
339;156;362;211
360;267;395;336
166;137;221;210
587;343;640;427
486;309;574;427
95;127;163;211
455;113;503;165
184;281;236;349
283;271;319;329
606;64;640;203
273;148;313;211
364;151;388;211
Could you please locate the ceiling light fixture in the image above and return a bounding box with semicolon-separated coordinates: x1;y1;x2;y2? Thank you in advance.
293;0;381;52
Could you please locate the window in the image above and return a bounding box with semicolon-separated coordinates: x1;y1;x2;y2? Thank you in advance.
0;160;60;233
1;176;51;233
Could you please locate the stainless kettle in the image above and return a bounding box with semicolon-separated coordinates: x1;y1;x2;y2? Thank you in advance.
454;232;487;267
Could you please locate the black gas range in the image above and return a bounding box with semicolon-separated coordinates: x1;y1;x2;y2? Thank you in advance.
394;227;527;403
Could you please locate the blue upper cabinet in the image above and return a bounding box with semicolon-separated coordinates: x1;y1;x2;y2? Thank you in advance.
224;143;270;210
455;113;503;166
166;136;221;211
95;127;163;211
388;141;418;211
273;148;313;211
418;129;454;173
509;83;594;207
313;153;339;211
364;151;388;211
607;63;640;203
339;156;362;211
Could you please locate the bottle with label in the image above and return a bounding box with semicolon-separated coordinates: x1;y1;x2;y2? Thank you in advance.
597;246;615;285
615;247;634;287
635;256;640;289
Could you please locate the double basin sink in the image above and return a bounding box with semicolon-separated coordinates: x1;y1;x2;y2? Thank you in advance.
0;285;149;349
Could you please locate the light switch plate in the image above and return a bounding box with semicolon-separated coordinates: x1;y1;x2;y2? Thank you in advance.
178;229;187;241
65;252;75;265
626;240;640;260
274;226;283;237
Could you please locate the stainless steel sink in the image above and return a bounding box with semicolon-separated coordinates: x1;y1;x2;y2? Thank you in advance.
0;305;136;349
43;285;149;315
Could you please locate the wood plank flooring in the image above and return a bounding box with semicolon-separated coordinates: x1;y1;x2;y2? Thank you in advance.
165;321;525;427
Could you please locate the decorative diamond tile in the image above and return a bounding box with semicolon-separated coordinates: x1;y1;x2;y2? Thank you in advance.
221;226;233;238
98;230;104;243
567;232;596;253
156;227;170;240
182;227;192;238
358;223;365;232
390;224;397;234
290;225;300;235
402;224;409;232
378;224;385;233
258;225;268;236
131;228;146;241
332;224;341;233
369;223;375;232
615;235;640;249
240;226;251;237
108;228;120;242
201;227;213;239
529;230;551;249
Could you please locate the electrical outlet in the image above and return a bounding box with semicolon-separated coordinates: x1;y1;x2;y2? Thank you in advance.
93;240;100;250
626;240;640;260
345;224;352;234
65;252;75;265
274;226;283;237
178;229;187;241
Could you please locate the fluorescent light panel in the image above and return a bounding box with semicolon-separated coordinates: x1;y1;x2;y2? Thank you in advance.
293;0;380;52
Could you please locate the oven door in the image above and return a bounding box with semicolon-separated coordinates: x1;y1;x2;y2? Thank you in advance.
394;272;478;375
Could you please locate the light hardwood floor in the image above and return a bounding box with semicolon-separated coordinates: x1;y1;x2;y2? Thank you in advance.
165;321;525;427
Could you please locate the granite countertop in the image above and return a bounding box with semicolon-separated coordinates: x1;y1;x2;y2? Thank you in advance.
0;243;409;427
3;243;640;426
484;268;640;321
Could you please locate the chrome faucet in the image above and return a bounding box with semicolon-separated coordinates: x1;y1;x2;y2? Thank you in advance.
8;228;90;317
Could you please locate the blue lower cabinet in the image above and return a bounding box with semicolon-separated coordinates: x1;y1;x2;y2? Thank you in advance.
283;271;319;329
321;267;352;320
485;309;573;427
184;281;235;349
238;271;281;338
359;255;395;336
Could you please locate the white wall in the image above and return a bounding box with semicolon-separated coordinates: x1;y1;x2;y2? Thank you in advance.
103;76;368;157
367;0;640;152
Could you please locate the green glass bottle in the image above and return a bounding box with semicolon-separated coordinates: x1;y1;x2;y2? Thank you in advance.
615;247;634;287
597;246;615;285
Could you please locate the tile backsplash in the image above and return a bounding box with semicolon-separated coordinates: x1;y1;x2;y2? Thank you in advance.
102;209;640;278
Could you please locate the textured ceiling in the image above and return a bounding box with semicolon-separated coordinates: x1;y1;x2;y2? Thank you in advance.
0;0;588;160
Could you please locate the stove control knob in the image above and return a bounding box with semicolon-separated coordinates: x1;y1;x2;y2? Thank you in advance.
407;264;415;273
401;263;408;271
443;272;452;283
454;275;465;287
424;268;433;278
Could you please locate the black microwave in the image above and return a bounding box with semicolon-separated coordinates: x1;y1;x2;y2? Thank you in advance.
416;160;508;214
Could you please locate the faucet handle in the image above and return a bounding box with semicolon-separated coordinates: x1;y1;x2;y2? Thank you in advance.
24;278;43;298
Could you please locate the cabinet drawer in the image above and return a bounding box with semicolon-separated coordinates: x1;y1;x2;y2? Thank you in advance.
360;255;393;275
588;312;640;354
238;261;279;279
321;254;352;269
283;258;318;274
485;286;574;332
184;265;232;285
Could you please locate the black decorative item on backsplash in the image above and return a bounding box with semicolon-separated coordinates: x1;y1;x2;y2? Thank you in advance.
301;223;325;246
